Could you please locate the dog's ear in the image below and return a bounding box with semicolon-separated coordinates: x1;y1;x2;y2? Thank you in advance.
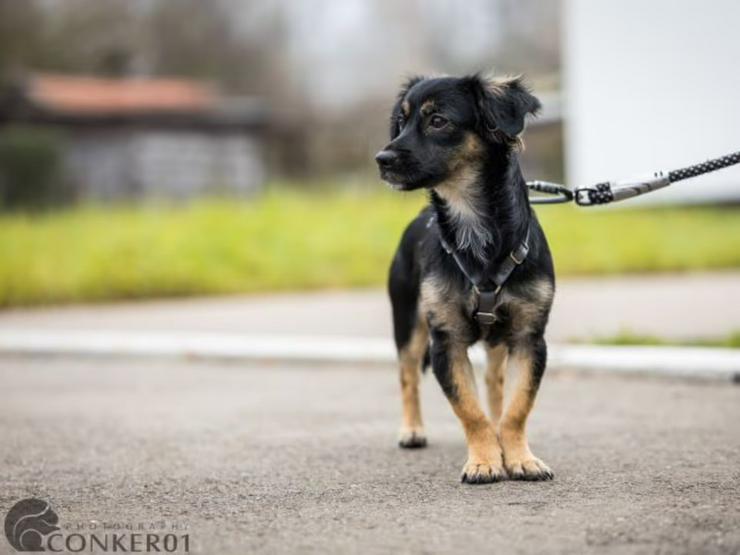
467;74;541;141
390;76;425;140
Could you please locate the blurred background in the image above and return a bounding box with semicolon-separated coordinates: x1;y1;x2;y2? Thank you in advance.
0;0;738;348
2;5;739;549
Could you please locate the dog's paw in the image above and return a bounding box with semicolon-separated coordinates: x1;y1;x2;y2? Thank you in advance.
504;456;553;481
460;459;507;484
398;427;427;449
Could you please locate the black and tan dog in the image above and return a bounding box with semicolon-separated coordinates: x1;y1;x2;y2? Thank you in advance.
376;74;554;484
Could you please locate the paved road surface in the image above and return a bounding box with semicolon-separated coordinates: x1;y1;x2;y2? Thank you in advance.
1;272;739;342
1;357;739;554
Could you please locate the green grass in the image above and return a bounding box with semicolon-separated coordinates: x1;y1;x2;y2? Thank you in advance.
589;329;740;349
1;187;740;307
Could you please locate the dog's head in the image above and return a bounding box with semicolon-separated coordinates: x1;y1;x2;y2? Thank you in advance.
375;74;540;191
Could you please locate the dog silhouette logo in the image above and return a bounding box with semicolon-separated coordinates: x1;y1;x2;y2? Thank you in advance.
4;499;60;552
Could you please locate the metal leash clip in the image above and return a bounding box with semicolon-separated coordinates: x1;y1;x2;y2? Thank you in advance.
528;150;740;207
574;173;671;206
527;180;574;205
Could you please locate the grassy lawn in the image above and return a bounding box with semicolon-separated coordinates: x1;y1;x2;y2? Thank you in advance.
1;187;739;307
588;330;740;349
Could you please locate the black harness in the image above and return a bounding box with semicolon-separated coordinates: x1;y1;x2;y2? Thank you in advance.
431;215;531;337
422;150;740;334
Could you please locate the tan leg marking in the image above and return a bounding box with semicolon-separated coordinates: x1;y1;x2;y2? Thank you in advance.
447;346;506;484
499;350;553;480
485;344;508;429
398;320;429;448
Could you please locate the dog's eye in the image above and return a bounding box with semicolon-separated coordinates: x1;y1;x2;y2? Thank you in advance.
428;115;449;129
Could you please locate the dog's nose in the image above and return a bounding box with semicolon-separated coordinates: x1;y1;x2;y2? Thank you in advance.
375;150;399;168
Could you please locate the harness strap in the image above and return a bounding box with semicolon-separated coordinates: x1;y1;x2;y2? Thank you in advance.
434;215;530;337
474;227;530;337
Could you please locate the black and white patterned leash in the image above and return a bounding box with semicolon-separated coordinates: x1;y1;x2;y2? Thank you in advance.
527;150;740;206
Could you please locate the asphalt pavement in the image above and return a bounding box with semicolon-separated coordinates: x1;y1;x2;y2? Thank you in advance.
1;356;738;554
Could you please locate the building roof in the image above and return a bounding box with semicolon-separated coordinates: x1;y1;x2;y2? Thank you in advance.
28;74;217;114
0;73;268;130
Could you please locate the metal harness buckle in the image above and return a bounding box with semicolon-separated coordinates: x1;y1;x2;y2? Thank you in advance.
474;285;501;326
510;243;529;265
475;311;497;325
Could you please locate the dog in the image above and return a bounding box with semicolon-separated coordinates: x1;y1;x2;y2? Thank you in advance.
376;74;555;484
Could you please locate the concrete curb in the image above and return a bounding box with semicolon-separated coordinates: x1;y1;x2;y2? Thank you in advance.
1;329;739;382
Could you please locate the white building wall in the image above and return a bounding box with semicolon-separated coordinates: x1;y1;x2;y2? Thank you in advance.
65;129;264;200
563;0;740;204
131;131;264;199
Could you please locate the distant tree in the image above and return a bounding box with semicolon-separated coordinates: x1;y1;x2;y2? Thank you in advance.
145;0;288;95
29;0;139;76
0;0;46;79
0;0;289;94
493;0;561;73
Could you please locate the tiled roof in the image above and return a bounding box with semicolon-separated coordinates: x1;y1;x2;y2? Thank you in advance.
27;73;217;114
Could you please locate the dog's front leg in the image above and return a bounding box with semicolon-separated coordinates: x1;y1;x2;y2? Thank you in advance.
397;322;429;448
498;335;553;480
485;343;508;428
430;328;505;484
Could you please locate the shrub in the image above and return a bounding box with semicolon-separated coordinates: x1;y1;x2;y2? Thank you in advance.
0;125;67;209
